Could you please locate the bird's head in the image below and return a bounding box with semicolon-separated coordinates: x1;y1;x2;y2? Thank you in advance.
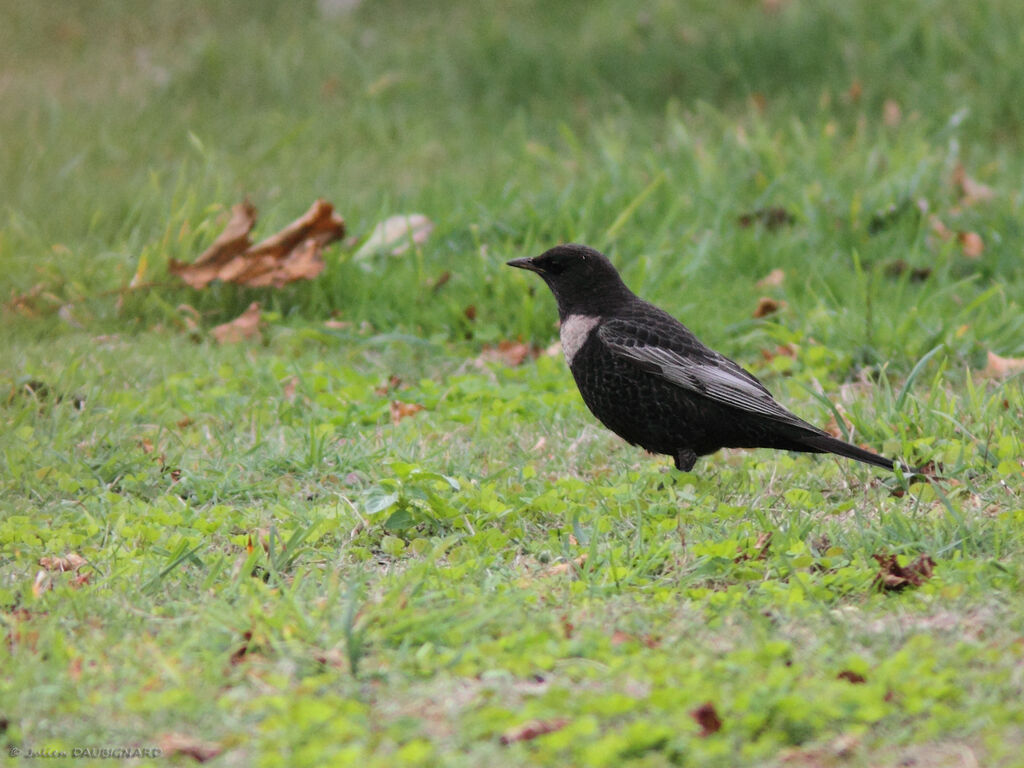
506;244;633;317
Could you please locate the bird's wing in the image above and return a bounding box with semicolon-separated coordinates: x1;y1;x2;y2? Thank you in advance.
598;319;813;429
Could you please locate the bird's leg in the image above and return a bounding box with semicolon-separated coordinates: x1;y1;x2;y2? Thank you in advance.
674;449;697;472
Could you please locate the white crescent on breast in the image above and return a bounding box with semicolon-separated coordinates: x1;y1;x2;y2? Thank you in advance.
560;314;600;366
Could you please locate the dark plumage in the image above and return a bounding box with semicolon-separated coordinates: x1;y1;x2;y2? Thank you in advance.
507;243;911;473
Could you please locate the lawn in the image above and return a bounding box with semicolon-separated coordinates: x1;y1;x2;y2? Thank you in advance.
2;1;1023;766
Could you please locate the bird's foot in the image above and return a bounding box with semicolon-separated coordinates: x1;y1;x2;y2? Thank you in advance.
674;449;697;472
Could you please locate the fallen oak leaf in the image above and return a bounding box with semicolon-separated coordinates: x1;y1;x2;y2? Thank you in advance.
499;718;571;745
170;199;344;289
211;302;262;344
872;553;936;592
169;201;256;289
690;702;723;736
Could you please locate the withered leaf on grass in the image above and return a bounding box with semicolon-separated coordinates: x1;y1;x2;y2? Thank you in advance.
476;340;537;367
873;554;936;591
734;532;772;562
690;702;723;736
499;718;570;745
158;733;223;763
211;302;262;344
981;350;1024;379
390;401;424;424
39;553;87;572
229;630;255;666
952;163;995;206
958;231;984;259
542;553;588;577
837;670;867;684
883;98;902;127
756;268;785;289
752;297;785;319
169;199;345;289
737;207;795;231
883;260;932;282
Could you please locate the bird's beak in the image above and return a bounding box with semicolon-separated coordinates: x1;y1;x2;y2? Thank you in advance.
506;257;543;273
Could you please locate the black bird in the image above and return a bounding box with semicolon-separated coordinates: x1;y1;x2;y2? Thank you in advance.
507;244;910;473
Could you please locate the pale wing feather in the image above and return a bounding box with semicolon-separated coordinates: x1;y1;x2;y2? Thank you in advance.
599;325;811;429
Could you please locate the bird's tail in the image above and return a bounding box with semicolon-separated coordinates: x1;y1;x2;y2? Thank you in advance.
798;433;916;474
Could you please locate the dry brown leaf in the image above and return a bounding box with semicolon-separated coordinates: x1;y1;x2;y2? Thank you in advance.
734;532;772;562
499;718;570;745
837;670;867;684
610;630;660;648
847;79;863;103
169;202;256;289
230;630;255;666
390;401;424;424
211;302;262;344
756;268;785;288
281;376;299;403
374;375;403;396
873;553;936;591
543;554;588;576
430;271;451;291
929;214;953;240
958;231;984;259
170;199;344;289
690;702;723;736
760;343;798;362
883;98;902;127
753;297;785;318
952;163;995;205
737;207;795;230
158;733;223;763
883;260;932;282
39;553;87;572
477;340;535;367
981;350;1024;379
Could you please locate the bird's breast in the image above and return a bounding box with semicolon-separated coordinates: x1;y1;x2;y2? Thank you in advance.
560;314;601;366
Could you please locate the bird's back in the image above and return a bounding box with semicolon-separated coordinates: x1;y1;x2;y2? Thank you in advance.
566;299;823;458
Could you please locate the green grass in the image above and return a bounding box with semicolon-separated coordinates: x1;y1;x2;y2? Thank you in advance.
2;1;1024;765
